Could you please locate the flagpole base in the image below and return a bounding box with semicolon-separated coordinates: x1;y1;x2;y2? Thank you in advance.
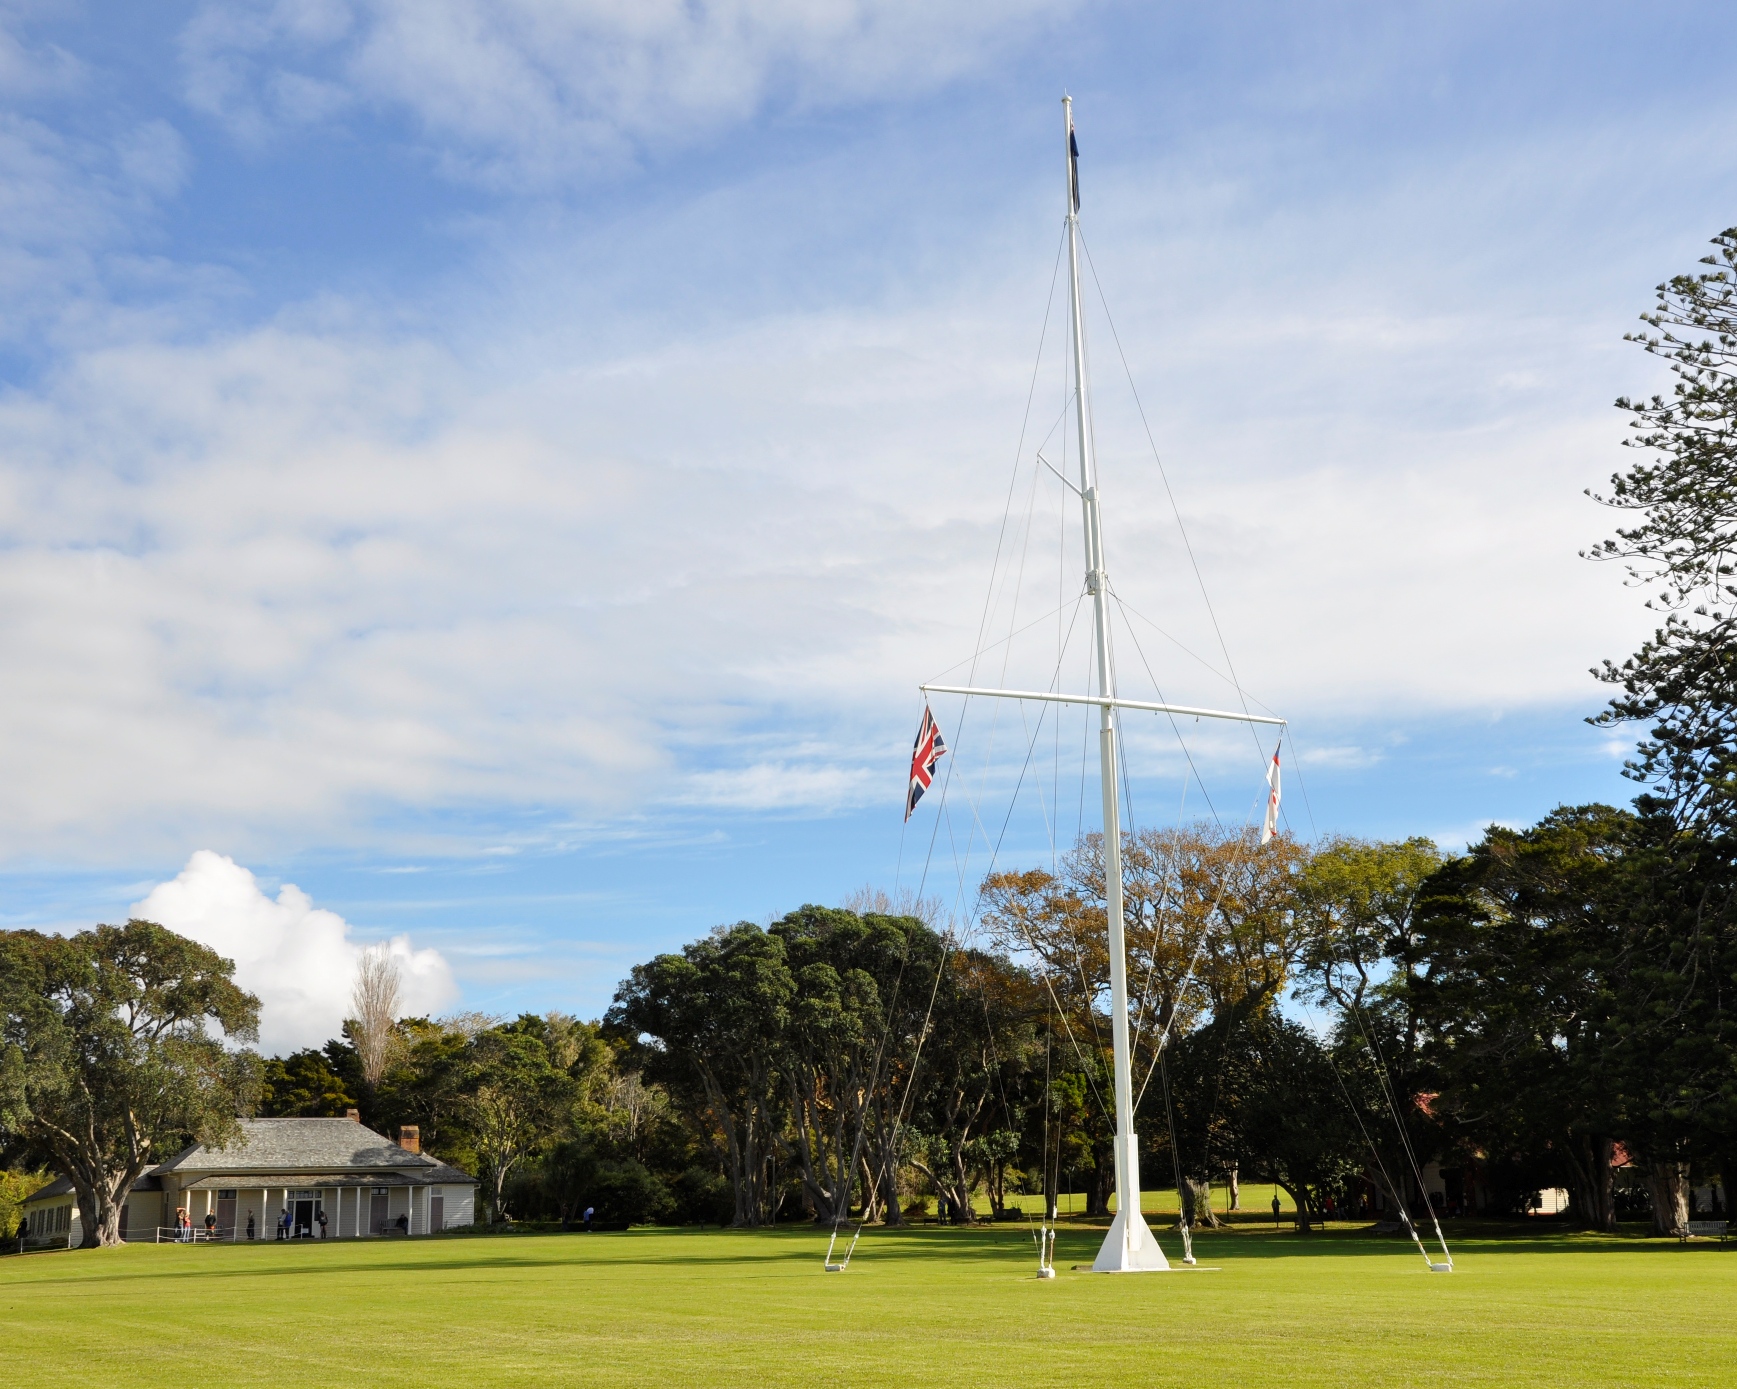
1091;1207;1170;1272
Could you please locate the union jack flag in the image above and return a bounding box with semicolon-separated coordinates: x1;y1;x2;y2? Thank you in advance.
905;705;948;821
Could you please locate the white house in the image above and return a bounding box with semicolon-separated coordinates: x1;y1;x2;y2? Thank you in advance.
20;1114;477;1247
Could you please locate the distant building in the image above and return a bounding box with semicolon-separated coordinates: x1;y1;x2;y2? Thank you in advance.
19;1114;476;1247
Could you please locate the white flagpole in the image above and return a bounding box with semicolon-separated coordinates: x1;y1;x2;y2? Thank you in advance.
1064;95;1167;1273
913;100;1285;1271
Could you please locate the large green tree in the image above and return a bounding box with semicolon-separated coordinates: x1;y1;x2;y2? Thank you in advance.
0;921;261;1247
610;923;795;1227
1408;808;1634;1230
771;906;929;1225
460;1019;576;1222
1592;227;1737;829
1296;836;1445;1209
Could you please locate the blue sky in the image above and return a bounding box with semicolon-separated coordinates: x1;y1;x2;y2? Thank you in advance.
0;1;1731;1045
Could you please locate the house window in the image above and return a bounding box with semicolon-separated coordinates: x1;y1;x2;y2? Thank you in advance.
291;1190;315;1200
217;1189;236;1200
372;1187;388;1196
429;1187;442;1197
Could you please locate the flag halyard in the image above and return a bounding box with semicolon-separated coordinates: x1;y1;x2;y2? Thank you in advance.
905;705;948;821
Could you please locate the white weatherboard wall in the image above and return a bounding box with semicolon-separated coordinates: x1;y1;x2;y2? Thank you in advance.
24;1196;80;1246
441;1186;475;1229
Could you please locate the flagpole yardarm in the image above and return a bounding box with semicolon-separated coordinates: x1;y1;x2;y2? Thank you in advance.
919;683;1285;728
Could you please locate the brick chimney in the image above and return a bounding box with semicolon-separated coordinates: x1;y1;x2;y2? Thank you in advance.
345;1109;360;1122
397;1125;421;1155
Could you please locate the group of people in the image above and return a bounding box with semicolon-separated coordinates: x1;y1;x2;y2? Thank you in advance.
270;1206;327;1240
167;1204;333;1241
169;1207;220;1242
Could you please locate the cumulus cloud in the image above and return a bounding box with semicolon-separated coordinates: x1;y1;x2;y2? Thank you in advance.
133;850;458;1054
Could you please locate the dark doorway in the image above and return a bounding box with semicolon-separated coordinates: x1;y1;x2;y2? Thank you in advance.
429;1194;444;1232
216;1192;237;1239
293;1199;314;1237
370;1189;389;1235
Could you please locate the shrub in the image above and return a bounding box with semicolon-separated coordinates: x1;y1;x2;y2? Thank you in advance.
665;1167;732;1226
591;1159;671;1226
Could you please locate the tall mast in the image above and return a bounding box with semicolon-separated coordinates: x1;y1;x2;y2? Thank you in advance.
919;97;1285;1272
1064;94;1168;1273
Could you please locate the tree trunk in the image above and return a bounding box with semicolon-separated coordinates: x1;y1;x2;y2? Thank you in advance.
1227;1165;1240;1212
1563;1134;1617;1232
1187;1176;1221;1228
1278;1181;1309;1232
63;1158;143;1249
1648;1160;1691;1238
881;1150;903;1227
1087;1142;1113;1217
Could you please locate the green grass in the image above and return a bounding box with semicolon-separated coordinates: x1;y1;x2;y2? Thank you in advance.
3;1219;1732;1387
998;1183;1300;1216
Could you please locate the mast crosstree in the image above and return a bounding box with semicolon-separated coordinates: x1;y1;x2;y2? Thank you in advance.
919;96;1285;1274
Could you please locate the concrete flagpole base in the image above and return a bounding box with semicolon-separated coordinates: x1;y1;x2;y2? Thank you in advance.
1091;1206;1171;1272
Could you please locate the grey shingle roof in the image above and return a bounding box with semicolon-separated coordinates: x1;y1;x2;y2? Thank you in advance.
24;1170;162;1205
155;1118;472;1179
176;1165;474;1191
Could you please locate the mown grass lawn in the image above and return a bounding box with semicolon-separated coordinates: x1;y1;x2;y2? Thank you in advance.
3;1219;1731;1387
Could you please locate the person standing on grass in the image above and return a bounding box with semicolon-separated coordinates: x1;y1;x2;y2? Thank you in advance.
584;1206;594;1233
1271;1193;1281;1228
278;1207;290;1241
246;1211;255;1241
204;1211;217;1239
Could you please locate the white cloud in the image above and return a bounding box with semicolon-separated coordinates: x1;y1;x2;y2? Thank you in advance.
0;214;1662;857
681;760;881;810
132;849;458;1054
0;6;1718;869
179;0;1075;181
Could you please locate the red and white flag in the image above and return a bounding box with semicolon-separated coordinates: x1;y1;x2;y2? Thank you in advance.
1260;745;1282;844
905;705;948;821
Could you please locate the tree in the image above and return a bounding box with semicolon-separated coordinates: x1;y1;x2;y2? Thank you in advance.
259;1049;355;1117
539;1136;596;1230
1590;227;1737;830
1297;837;1445;1208
609;924;794;1227
771;905;939;1224
350;946;402;1091
1599;812;1737;1236
1167;1011;1374;1230
364;1016;472;1160
1408;808;1635;1230
982;825;1308;1215
0;921;261;1247
0;1169;51;1239
462;1022;573;1222
903;949;1038;1225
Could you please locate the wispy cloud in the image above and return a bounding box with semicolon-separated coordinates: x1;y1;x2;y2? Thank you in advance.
179;0;1077;183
